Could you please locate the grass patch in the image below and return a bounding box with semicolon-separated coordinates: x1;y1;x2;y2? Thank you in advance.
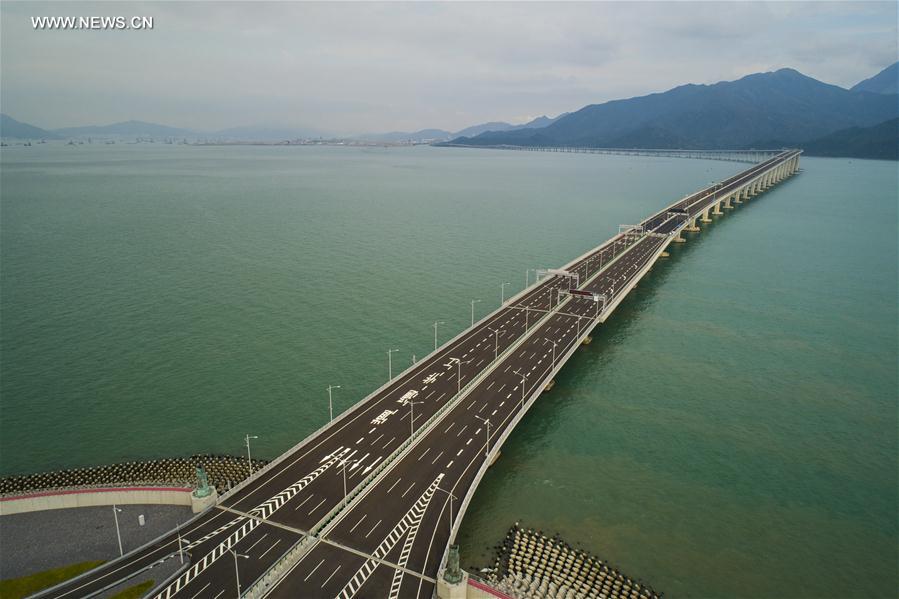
109;579;155;599
0;560;105;599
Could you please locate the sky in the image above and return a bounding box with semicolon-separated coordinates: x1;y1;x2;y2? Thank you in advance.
1;1;896;135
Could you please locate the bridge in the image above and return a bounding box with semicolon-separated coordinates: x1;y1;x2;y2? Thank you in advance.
440;144;786;163
35;150;801;599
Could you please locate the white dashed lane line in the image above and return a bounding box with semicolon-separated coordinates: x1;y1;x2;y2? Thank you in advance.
304;558;325;582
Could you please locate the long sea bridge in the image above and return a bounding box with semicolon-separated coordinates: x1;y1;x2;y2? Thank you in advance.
35;149;802;599
442;144;784;163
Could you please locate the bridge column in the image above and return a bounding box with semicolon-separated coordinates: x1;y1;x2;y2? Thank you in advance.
684;218;700;232
701;207;712;223
713;200;724;215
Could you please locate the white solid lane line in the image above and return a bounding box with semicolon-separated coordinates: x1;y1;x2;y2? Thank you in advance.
259;539;281;559
349;514;368;533
386;478;402;494
304;558;325;582
322;565;342;588
365;519;382;539
189;583;210;599
307;497;327;515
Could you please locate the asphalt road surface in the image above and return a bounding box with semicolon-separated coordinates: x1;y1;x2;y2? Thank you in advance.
35;151;799;599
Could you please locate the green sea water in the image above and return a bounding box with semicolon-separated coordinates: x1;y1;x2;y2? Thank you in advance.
1;145;896;597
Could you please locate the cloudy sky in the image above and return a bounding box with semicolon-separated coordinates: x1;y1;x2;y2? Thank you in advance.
1;1;896;135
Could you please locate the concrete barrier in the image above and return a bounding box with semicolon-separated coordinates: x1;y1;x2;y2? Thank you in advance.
0;486;192;516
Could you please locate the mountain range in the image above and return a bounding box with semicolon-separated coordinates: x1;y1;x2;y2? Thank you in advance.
0;113;564;144
357;114;567;143
0;118;325;142
2;63;896;159
449;64;898;156
1;114;61;140
851;62;898;95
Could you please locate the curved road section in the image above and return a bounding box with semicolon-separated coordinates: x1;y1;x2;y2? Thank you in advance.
35;150;800;599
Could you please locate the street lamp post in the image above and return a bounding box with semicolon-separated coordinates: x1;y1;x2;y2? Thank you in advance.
112;505;123;557
513;369;527;412
546;338;558;366
340;455;361;508
474;415;491;458
487;327;502;362
387;348;399;380
500;282;510;305
177;525;189;564
327;385;340;423
245;434;258;476
408;399;422;438
448;357;470;394
433;321;445;351
470;299;481;327
435;486;457;539
228;549;248;598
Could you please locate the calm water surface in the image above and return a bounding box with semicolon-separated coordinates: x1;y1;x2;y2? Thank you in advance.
1;144;896;597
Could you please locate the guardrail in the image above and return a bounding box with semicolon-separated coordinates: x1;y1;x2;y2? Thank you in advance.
439;144;785;164
245;224;647;597
435;150;801;587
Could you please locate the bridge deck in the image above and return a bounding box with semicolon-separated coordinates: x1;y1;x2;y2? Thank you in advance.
35;150;800;599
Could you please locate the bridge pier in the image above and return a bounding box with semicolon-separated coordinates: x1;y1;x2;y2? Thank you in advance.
712;201;724;215
683;218;700;232
700;207;712;223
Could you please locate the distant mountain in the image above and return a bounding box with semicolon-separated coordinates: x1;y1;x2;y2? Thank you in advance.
359;129;453;143
800;118;898;160
54;120;195;138
359;114;570;144
450;115;568;139
453;121;515;138
851;62;898;95
516;114;568;129
0;114;60;139
449;68;899;150
209;125;326;141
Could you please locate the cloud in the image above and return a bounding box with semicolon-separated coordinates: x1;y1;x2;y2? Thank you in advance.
1;1;896;134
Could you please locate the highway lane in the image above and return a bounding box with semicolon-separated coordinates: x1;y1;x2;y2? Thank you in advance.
267;232;670;597
37;206;645;599
643;151;797;232
148;243;647;598
149;226;658;599
150;233;653;599
265;153;799;597
37;152;796;599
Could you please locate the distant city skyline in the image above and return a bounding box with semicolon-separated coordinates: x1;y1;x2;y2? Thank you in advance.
1;1;896;135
